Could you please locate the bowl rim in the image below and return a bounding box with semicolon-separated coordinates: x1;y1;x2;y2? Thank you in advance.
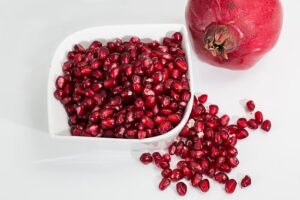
48;23;194;144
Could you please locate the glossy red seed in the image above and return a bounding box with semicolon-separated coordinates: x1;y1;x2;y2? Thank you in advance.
191;174;202;187
159;178;171;191
172;32;183;42
236;128;249;139
247;119;259;129
198;94;208;104
182;166;192;179
174;57;188;72
176;182;187;196
220;114;230;126
228;156;239;167
225;179;237;194
162;153;171;162
161;168;172;178
140;153;153;164
170;169;183;181
158;121;172;133
246;100;255;111
254;111;263;125
214;172;229;184
261;120;271;132
199;179;210;192
209;104;219;115
241;175;251;187
237;118;248;128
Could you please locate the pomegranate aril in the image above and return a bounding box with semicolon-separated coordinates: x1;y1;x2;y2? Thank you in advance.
55;76;67;89
170;169;183;181
225;179;237;194
209;104;219;115
199;179;210;192
86;124;101;137
246;100;255;111
228;156;239;168
247;119;259;129
158;121;172;133
159;178;171;191
214;172;229;184
161;168;172;178
255;111;263;124
220;114;230;126
162;153;171;162
191;174;202;187
182;166;192;179
176;182;187;196
237;118;247;128
172;32;183;42
140;153;153;164
241;175;251;188
235;128;249;139
198;94;208;104
54;89;64;100
261;120;271;132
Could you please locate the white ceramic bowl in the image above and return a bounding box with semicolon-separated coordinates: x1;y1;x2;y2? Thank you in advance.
48;24;194;150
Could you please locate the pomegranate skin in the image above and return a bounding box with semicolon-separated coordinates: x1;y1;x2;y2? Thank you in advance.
186;0;283;70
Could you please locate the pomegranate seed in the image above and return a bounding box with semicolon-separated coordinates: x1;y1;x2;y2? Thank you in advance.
228;156;239;167
209;104;219;115
241;175;251;188
158;121;172;133
214;172;229;184
161;168;172;178
191;174;202;187
162;153;171;162
172;32;183;42
170;169;183;181
246;100;255;111
159;178;171;191
225;179;237;194
158;161;170;169
140;153;153;164
198;94;208;104
220;114;230;126
199;179;210;192
182;166;192;179
255;111;263;124
174;57;188;72
247;119;259;129
261;120;271;132
54;89;64;100
237;118;247;128
176;182;187;196
235;128;249;139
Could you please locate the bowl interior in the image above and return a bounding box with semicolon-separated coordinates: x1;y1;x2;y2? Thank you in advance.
48;24;194;146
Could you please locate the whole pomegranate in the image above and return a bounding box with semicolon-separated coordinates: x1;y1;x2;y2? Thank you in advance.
186;0;283;70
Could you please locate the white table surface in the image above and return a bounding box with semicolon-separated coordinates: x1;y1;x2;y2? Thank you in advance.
0;0;299;199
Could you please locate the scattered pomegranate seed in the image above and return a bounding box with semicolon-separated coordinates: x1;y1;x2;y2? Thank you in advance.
159;178;171;190
161;168;172;178
261;120;271;132
246;100;255;111
198;94;208;104
176;182;187;196
140;153;153;164
254;111;263;124
199;179;210;192
241;175;251;188
54;32;190;139
225;179;237;194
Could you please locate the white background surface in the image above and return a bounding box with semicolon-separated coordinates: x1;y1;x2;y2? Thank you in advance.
0;0;299;199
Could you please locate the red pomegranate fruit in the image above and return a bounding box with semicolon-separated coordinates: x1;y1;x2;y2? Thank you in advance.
186;0;283;70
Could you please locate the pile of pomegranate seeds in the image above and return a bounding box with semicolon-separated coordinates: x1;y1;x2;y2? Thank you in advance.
54;32;191;138
140;95;271;196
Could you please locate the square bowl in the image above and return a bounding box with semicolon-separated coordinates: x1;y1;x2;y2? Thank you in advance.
48;24;194;150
